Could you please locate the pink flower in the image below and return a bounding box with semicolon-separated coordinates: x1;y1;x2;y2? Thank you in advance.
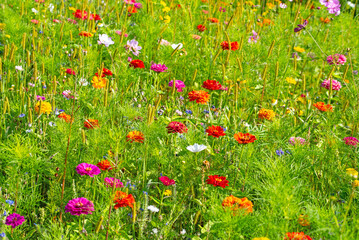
168;80;185;92
115;30;129;37
192;34;202;40
76;163;101;177
289;137;306;145
66;68;76;75
321;79;342;91
327;54;346;65
159;176;175;186
31;19;39;24
104;177;124;188
67;18;78;24
343;137;359;146
202;10;209;14
150;63;168;73
36;95;45;101
53;19;61;23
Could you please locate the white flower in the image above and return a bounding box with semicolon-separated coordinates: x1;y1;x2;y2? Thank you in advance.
15;66;24;71
171;43;183;50
279;3;287;8
186;143;207;153
49;4;54;13
79;78;89;86
180;229;186;235
49;122;56;127
348;1;355;8
147;205;159;212
152;228;158;234
98;34;114;47
32;8;38;14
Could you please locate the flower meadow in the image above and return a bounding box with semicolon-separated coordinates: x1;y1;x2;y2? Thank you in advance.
0;0;359;239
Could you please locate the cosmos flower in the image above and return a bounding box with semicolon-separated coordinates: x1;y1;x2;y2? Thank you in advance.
104;177;124;188
166;121;188;134
234;133;257;144
5;213;25;228
98;34;114;47
206;175;229;188
343;137;359;146
220;41;239;51
126;131;145;143
187;143;207;152
129;59;145;69
113;191;135;209
321;79;342;91
294;20;308;32
320;0;341;16
97;160;112;171
285;232;312;240
313;102;333;112
206;126;226;138
188;90;210;104
65;198;95;216
84;119;100;129
34;101;52;115
327;54;346;65
159;176;176;186
168;80;186;92
222;196;253;214
258;109;275;121
125;39;142;56
202;80;222;90
76;163;101;177
248;30;259;43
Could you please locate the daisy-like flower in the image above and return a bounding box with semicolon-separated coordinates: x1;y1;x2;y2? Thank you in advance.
65;198;95;216
206;126;226;138
206;175;229;188
58;112;72;123
97;160;112;171
129;59;145;69
202;80;222;90
186;143;207;152
248;30;259;43
98;34;114;47
113;191;135;209
166;121;188;134
234;133;257;144
5;213;25;228
197;24;207;32
91;76;107;89
95;68;113;77
258;109;275;121
76;163;101;177
147;205;159;212
168;80;186;92
346;168;358;178
285;232;312;240
220;41;239;51
125;39;142;56
126;131;145;143
79;31;93;37
188;90;210;104
343;137;359;146
104;177;124;188
84;119;100;129
313;102;333;112
150;63;168;72
222;195;253;214
159;176;175;185
34;101;52;115
321;79;342;91
327;54;346;65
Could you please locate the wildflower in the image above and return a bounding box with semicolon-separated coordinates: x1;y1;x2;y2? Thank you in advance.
166;121;188;134
197;24;207;32
248;30;259;43
202;80;222;90
128;6;138;13
91;76;107;89
286;77;297;84
147;205;159;212
285;232;312;240
126;131;145;143
164;189;172;196
294;20;308;32
187;143;207;152
62;90;76;99
159;176;175;185
352;180;359;187
320;17;331;23
84;119;100;129
150;63;168;72
129;59;145;69
159;39;170;46
294;46;305;53
320;0;341;16
5;200;14;205
185;109;192;115
280;3;287;8
321;79;342;91
289;137;306;145
79;78;89;86
97;160;112;171
31;19;39;24
206;175;229;188
36;95;46;101
15;66;24;71
221;41;239;51
171;43;183;50
53;19;61;23
34;101;52;115
208;17;219;23
73;9;88;20
258;109;275;120
5;213;25;228
76;163;101;177
313;102;333;112
298;214;310;226
343;137;359;146
115;30;128;37
276;149;284;156
152;228;158;234
95;68;113;77
168;80;186;92
18;114;25;118
222;196;253;214
114;191;135;209
98;34;114;47
192;34;202;40
188;90;210;104
327;54;346;65
66;68;76;75
79;31;93;37
234;133;257;144
65;198;95;215
0;233;5;238
206;126;226;138
104;177;124;188
180;229;186;235
346;168;358;178
58;112;72;123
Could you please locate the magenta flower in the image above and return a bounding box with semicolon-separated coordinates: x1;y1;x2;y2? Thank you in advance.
65;197;95;216
104;177;124;188
168;80;185;92
159;176;175;186
321;79;342;91
327;54;346;65
320;0;341;16
36;95;45;101
289;137;306;145
343;137;359;146
76;163;101;177
5;213;25;228
115;30;128;37
66;68;76;75
150;63;168;73
62;90;76;100
294;20;308;32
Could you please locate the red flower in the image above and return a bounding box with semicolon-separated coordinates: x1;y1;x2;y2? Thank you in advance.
89;14;101;21
166;121;188;134
66;68;76;75
95;68;113;77
208;17;219;23
234;132;257;144
73;10;88;20
159;176;175;186
206;175;229;188
84;119;99;129
221;41;239;51
202;80;222;90
128;6;138;13
285;232;312;240
197;24;207;32
188;90;210;104
97;160;112;171
129;59;145;69
206;126;226;138
114;191;135;209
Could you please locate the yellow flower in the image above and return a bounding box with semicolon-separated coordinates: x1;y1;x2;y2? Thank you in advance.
35;101;52;115
346;168;358;178
245;1;254;6
0;23;5;30
162;7;170;12
92;76;107;89
271;99;278;106
262;11;268;16
267;3;275;9
253;238;270;240
160;15;171;23
5;35;10;38
353;180;359;187
297;110;304;116
69;7;77;11
258;109;275;121
164;189;172;196
294;46;305;53
160;1;167;7
296;96;306;104
286;77;297;84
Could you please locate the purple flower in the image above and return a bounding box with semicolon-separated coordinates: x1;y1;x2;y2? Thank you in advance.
168;80;185;92
248;30;259;43
125;39;142;56
276;149;284;156
321;79;342;91
320;0;341;16
36;95;45;101
64;197;94;216
104;177;124;188
5;213;25;228
294;20;308;32
150;63;168;73
134;2;142;8
76;163;101;177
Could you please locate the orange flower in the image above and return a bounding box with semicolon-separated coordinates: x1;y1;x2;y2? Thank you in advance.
128;6;137;13
208;17;219;23
285;232;312;240
58;112;73;123
298;214;310;227
79;31;93;37
313;102;333;112
206;126;226;138
222;195;253;214
320;17;330;23
91;76;107;89
188;90;210;104
97;160;112;171
126;131;145;143
234;132;257;144
114;191;135;209
84;119;99;129
258;18;272;27
258;109;275;121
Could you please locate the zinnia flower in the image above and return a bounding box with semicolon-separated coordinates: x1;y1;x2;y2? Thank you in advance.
129;59;145;69
221;41;239;51
84;119;100;129
150;63;168;72
114;191;135;209
159;176;176;186
298;214;310;227
202;80;222;90
289;137;306;145
206;126;226;138
208;17;219;23
327;54;346;65
91;76;107;89
79;31;93;37
66;68;76;75
126;131;145;143
168;80;186;92
34;101;52;115
95;68;113;77
285;232;312;240
343;137;359;146
313;102;333;112
197;24;207;32
206;175;229;188
65;197;95;215
188;90;210;104
321;79;342;91
104;177;124;188
97;160;112;171
222;195;253;214
5;213;25;228
258;109;275;121
58;112;72;123
76;163;101;177
234;133;257;144
166;121;188;134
